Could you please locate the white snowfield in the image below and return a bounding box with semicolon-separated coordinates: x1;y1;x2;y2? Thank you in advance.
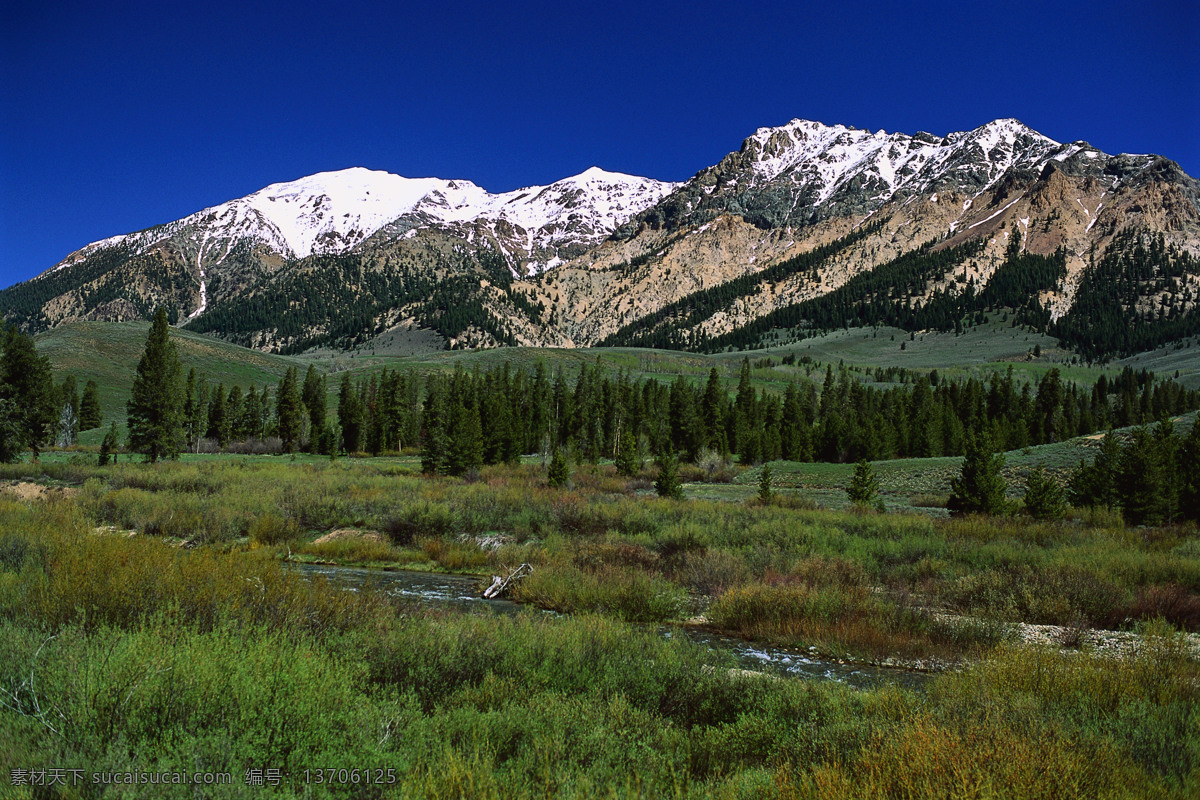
740;117;1069;206
54;166;681;277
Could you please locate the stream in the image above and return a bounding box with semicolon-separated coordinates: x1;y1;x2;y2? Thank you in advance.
293;563;931;691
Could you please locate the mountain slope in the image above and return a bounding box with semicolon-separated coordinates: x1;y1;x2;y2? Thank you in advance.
4;117;1199;359
0;167;678;337
547;118;1200;354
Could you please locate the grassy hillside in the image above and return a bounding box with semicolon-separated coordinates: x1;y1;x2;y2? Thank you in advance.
305;320;1106;402
35;321;309;441
1118;334;1200;389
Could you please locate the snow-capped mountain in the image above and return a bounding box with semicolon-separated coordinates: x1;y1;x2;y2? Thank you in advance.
387;166;683;273
622;118;1165;235
3;117;1197;357
59;166;679;276
567;118;1199;350
739;117;1060;199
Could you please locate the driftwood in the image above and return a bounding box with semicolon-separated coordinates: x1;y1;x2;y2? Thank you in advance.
483;563;533;599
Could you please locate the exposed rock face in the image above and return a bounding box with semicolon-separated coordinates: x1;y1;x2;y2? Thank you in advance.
3;119;1198;356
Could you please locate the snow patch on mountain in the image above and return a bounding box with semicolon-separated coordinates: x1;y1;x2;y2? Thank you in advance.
50;166;679;283
241;169;455;257
735;117;1064;209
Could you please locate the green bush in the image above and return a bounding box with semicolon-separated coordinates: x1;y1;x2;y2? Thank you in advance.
513;560;686;622
248;513;300;546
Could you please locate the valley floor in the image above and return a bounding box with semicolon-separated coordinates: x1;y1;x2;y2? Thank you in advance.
1;454;1197;798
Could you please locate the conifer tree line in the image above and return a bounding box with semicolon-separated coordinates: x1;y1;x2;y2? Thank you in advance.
179;364;348;455
1067;420;1200;526
599;220;886;350
5;308;1200;487
388;358;1198;473
1055;230;1200;359
185;251;526;353
0;324;104;462
50;374;103;448
108;328;1200;472
601;225;1075;354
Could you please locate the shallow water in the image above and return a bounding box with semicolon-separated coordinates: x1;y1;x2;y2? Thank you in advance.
292;562;930;691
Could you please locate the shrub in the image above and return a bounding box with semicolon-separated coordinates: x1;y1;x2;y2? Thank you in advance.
1128;584;1200;630
512;561;686;622
418;537;489;571
300;532;399;564
248;513;300;546
384;501;455;545
675;549;750;595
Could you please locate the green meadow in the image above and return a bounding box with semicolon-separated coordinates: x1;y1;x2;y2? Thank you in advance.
2;453;1198;798
2;319;1195;797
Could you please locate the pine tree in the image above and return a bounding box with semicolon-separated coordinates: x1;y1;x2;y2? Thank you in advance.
338;373;364;454
420;377;450;474
1180;421;1200;522
547;448;570;488
1068;430;1121;509
447;392;483;476
259;385;274;438
758;463;773;502
655;450;684;500
276;367;305;452
0;400;23;463
733;358;755;456
182;369;206;452
780;382;808;461
55;400;78;448
0;326;56;460
60;375;80;418
241;386;263;440
99;421;120;466
301;365;326;434
226;385;245;441
1022;465;1066;520
126;308;184;462
847;459;880;506
701;367;727;454
1117;425;1172;525
80;379;102;430
948;432;1007;515
615;429;641;477
207;383;228;447
56;376;80;447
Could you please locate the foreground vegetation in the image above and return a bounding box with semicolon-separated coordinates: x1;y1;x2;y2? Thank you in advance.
1;461;1198;798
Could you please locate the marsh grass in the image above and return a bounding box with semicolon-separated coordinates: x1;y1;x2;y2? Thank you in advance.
0;499;388;636
298;534;420;565
707;581;1005;661
1;480;1198;797
6;456;1200;635
513;559;687;622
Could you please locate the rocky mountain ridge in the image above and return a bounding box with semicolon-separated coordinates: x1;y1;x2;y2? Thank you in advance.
3;118;1198;358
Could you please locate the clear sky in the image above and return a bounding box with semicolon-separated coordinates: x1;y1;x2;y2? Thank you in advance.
2;0;1196;289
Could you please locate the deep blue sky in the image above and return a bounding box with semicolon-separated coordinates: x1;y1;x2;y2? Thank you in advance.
2;0;1197;289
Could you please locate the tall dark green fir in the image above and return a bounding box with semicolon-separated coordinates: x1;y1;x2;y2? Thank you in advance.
276;367;305;453
948;432;1007;515
126;308;185;462
80;379;102;430
0;326;55;461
